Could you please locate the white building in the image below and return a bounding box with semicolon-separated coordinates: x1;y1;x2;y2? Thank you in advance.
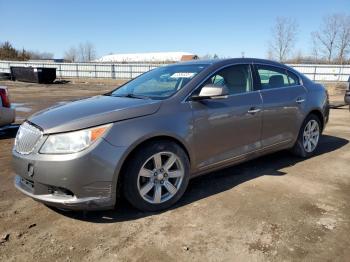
96;52;198;63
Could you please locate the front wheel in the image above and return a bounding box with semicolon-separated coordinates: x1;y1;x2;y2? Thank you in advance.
291;114;321;158
123;141;190;212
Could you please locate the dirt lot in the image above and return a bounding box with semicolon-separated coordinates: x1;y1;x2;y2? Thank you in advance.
0;80;349;261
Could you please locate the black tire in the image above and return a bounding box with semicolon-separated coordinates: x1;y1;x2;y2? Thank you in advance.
123;141;190;212
291;114;322;158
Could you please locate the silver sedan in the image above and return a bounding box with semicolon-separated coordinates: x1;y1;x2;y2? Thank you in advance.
13;58;329;211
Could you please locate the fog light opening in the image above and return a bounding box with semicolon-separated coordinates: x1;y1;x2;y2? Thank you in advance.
48;186;74;197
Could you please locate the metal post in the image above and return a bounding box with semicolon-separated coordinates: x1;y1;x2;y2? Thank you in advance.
313;65;317;81
76;64;79;78
111;64;115;79
129;65;133;79
338;65;342;82
59;64;62;78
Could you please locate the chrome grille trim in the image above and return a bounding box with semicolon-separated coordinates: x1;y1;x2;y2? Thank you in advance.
15;122;43;155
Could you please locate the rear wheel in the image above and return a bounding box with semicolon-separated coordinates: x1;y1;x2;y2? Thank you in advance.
123;141;190;211
291;114;321;158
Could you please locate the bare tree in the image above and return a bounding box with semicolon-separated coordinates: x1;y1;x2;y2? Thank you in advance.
336;15;350;64
269;17;298;62
311;34;320;63
27;50;54;60
78;43;86;62
312;14;350;64
64;46;78;62
77;42;96;62
266;49;274;60
200;53;221;60
294;49;304;63
200;53;214;60
85;42;96;62
312;14;341;63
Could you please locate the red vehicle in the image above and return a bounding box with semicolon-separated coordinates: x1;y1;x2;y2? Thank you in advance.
0;86;15;128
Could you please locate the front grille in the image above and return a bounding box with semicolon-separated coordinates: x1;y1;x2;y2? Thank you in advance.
15;122;43;154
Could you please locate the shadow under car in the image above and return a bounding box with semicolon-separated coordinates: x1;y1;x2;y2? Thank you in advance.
48;134;348;223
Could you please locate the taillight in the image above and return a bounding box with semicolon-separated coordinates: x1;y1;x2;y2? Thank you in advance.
0;87;11;108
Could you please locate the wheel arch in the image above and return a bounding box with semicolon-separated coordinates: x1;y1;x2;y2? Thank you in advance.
116;135;192;193
307;109;325;131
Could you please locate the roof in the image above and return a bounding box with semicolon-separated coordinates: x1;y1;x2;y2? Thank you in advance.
173;58;300;76
179;57;287;67
97;52;197;63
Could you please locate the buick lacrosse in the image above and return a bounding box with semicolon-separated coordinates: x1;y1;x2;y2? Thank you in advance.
13;58;329;211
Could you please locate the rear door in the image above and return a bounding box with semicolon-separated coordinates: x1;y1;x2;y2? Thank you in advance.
254;64;307;147
190;64;263;170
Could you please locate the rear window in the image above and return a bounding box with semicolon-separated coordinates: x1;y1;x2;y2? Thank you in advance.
256;65;300;89
286;70;300;86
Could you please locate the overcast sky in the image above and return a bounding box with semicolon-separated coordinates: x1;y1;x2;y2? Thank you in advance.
1;0;349;59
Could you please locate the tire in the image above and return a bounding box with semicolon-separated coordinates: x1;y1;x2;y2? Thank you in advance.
291;114;321;158
123;141;190;212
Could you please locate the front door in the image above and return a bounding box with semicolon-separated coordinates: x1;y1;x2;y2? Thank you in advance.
190;64;263;170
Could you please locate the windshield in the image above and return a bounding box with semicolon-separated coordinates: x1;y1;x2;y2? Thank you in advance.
110;64;208;99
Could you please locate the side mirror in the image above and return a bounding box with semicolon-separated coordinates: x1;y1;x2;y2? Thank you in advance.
191;84;229;101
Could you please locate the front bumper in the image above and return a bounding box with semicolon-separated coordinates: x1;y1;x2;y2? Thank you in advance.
14;175;113;210
13;138;127;211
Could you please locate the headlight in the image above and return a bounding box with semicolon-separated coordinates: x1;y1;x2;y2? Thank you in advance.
40;124;112;154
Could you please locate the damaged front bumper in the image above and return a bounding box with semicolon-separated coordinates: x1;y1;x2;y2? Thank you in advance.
14;175;114;210
13;138;127;211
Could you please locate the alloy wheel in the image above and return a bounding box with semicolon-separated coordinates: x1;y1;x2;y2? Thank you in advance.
137;151;184;204
303;119;320;153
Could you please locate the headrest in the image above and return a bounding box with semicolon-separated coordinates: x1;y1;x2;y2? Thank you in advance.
269;75;284;88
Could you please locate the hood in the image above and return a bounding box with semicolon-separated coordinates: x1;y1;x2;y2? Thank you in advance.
28;95;161;134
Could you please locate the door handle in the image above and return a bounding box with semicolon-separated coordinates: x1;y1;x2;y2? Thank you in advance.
247;107;261;114
296;97;305;104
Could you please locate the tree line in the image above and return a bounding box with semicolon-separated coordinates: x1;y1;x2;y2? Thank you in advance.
269;13;350;64
63;42;96;62
0;41;54;61
0;41;96;62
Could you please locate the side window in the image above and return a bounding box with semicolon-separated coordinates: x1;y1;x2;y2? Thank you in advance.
212;75;225;85
204;64;253;95
257;65;297;89
286;70;300;86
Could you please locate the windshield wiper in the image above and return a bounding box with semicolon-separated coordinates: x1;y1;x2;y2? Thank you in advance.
112;93;150;99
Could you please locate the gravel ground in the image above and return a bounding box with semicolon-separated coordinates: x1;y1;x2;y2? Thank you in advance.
0;80;349;262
